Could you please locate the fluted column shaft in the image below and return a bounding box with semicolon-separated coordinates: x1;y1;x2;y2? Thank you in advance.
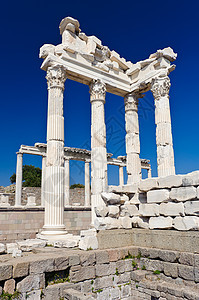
15;153;23;206
151;76;175;177
41;65;67;235
41;156;46;206
124;93;141;184
84;160;91;206
119;166;124;186
89;79;107;224
64;158;70;206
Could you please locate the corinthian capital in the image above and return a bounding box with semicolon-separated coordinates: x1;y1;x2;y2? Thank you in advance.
151;76;171;100
46;65;67;90
89;79;106;102
124;93;139;112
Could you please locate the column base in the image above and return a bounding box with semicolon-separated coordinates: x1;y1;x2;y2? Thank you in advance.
40;225;67;236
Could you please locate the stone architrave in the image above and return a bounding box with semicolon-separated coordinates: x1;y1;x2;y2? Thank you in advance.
15;153;23;206
84;160;91;206
89;79;108;224
151;76;175;177
41;64;67;236
64;158;70;206
124;93;141;184
41;155;46;206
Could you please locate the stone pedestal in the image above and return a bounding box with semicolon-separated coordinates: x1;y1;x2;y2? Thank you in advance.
151;76;175;177
124;93;141;184
84;160;90;206
89;79;108;224
0;194;10;207
64;158;70;206
41;65;67;236
15;153;23;207
41;156;46;206
26;193;36;206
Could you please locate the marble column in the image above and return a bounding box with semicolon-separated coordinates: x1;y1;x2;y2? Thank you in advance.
124;93;141;184
151;76;175;177
15;152;23;206
119;166;124;186
64;158;70;206
41;65;67;235
41;155;46;206
84;160;90;206
148;168;152;178
89;79;107;224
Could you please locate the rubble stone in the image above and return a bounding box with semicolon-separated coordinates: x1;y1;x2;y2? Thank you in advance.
173;216;199;230
139;204;159;216
170;186;197;202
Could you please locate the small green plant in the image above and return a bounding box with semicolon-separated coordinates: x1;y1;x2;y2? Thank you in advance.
87;247;93;251
123;251;133;260
46;244;53;247
136;284;139;289
59;298;64;300
137;267;140;270
0;290;21;300
136;252;142;259
132;260;137;268
118;285;121;291
141;265;146;270
112;277;114;281
153;270;161;275
92;289;103;294
115;268;119;276
40;289;44;299
46;270;70;286
91;280;94;285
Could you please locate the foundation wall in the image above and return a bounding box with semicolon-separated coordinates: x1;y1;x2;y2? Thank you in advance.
0;207;91;243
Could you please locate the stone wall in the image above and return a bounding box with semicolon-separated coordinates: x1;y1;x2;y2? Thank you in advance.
97;171;199;231
0;207;91;243
0;245;198;299
0;186;86;206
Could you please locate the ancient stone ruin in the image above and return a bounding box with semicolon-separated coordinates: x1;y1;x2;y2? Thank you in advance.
0;16;199;299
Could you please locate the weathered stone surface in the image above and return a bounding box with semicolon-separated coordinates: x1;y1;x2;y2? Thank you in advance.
94;217;107;230
158;175;182;188
0;264;12;281
179;252;194;266
13;262;29;278
173;216;199;230
178;264;194;281
17;274;44;293
12;249;22;258
147;189;170;203
80;253;95;266
129;192;147;204
163;262;178;278
95;262;116;277
139;204;159;216
96;251;109;264
54;256;69;271
149;216;172;229
4;279;15;294
26;290;42;300
80;228;97;237
120;204;139;217
104;217;121;230
6;243;19;254
107;249;118;262
29;258;54;274
69;255;80;266
70;265;95;282
182;171;199;186
170;186;197;202
0;243;6;254
94;205;109;217
119;216;132;229
184;201;199;216
139;178;158;192
101;192;121;205
79;236;98;250
158;249;179;262
94;275;113;290
132;216;149;229
159;202;184;216
108;205;119;218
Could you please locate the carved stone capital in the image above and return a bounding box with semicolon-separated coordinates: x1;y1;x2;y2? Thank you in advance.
46;65;67;90
124;93;139;112
151;76;171;100
89;79;106;102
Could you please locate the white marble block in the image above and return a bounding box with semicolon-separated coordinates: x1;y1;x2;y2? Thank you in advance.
170;186;197;202
182;171;199;186
139;178;158;192
139;204;159;217
119;216;132;229
120;204;139;217
173;216;199;231
159;202;184;216
147;189;170;203
108;206;120;218
158;175;182;189
149;216;173;229
184;201;199;216
0;194;10;207
26;194;36;206
131;216;149;229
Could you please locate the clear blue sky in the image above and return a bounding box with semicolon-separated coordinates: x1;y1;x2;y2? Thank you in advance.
0;0;199;187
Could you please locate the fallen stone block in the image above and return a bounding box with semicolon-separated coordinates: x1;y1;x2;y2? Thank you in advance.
120;204;139;217
139;204;159;217
17;239;46;252
101;192;121;205
12;249;22;258
0;243;6;254
132;216;149;229
182;171;199;186
184;200;199;215
173;216;199;230
80;228;96;237
94;205;109;217
170;186;197;202
4;279;15;294
159;202;184;216
79;235;98;251
108;205;119;218
0;263;12;281
149;216;173;229
104;217;121;229
119;216;132;229
147;189;170;203
139;178;158;192
54;236;79;248
94;217;107;230
6;243;19;254
158;175;182;188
